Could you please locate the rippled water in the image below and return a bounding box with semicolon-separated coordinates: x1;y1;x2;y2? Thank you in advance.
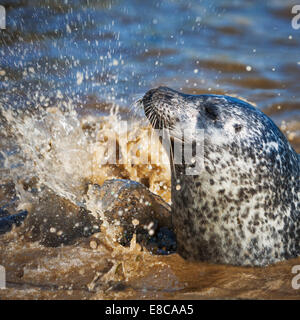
0;0;299;299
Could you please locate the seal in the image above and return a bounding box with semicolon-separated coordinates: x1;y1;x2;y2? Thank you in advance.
142;86;299;266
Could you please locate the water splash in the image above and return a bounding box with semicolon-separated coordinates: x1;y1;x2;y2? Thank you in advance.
1;104;94;206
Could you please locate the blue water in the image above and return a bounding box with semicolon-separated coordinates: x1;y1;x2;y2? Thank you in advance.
0;0;299;117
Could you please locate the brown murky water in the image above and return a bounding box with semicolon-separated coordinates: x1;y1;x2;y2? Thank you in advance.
0;0;299;300
1;223;300;300
0;110;299;300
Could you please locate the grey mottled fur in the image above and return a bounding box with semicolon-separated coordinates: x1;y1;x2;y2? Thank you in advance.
142;86;300;266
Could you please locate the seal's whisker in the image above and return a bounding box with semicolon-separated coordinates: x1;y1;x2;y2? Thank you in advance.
129;98;144;118
159;112;162;130
149;110;156;127
167;130;177;179
147;109;154;126
153;117;158;131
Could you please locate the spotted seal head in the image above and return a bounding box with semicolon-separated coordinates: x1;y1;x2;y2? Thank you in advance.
142;86;299;266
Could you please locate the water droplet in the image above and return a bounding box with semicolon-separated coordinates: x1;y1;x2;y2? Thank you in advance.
132;219;139;226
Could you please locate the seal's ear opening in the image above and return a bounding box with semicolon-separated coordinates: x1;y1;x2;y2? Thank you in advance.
233;124;242;133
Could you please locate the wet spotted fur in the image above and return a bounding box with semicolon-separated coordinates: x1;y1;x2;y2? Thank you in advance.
142;86;300;266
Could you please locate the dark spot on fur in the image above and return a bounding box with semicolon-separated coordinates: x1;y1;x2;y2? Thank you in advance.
233;124;242;133
204;104;218;120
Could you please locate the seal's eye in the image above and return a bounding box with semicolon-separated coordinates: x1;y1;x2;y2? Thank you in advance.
233;124;242;133
204;105;218;120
